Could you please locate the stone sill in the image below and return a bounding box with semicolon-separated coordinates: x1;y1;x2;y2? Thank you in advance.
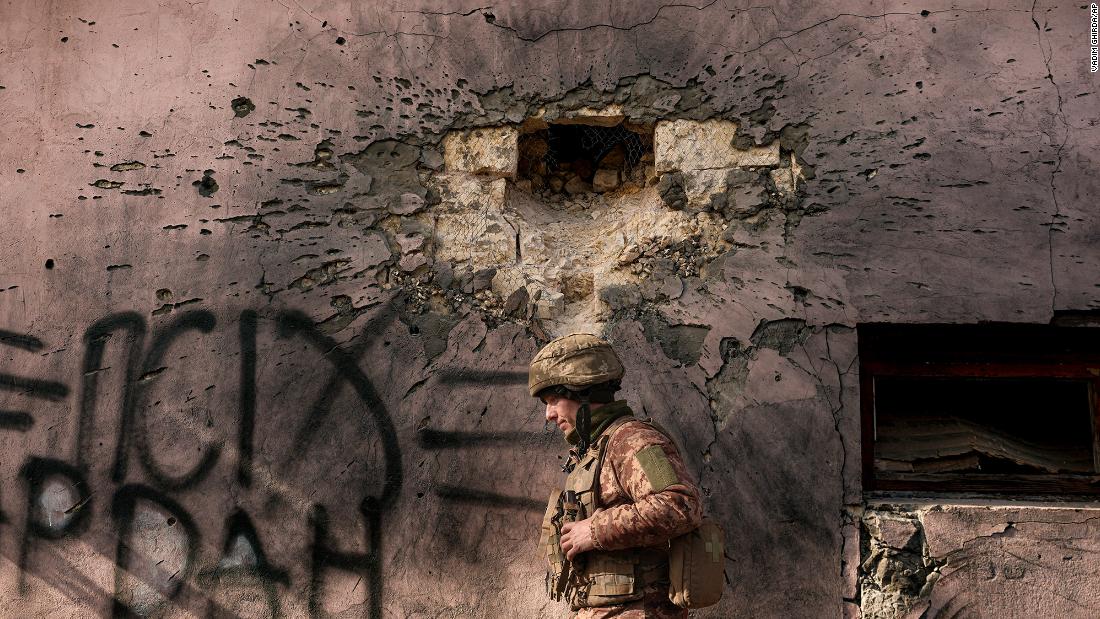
863;492;1100;509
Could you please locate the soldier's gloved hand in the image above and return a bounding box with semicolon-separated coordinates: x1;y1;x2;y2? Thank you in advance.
560;518;597;561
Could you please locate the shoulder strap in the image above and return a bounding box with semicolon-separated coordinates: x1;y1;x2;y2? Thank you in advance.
634;417;672;441
566;416;641;513
589;416;641;511
633;416;689;457
601;414;636;442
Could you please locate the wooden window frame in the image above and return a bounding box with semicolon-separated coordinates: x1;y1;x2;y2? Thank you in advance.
859;323;1100;496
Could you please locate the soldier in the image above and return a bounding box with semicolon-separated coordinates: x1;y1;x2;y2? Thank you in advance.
532;333;703;618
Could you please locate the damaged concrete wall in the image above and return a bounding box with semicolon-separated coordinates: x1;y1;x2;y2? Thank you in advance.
0;1;1097;616
859;504;1100;617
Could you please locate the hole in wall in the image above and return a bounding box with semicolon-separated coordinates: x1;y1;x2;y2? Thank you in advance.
431;113;801;333
516;122;653;196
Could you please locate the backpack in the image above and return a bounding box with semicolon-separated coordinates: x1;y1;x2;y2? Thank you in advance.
668;518;726;608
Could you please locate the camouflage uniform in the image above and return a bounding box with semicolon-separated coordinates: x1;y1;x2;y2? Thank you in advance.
572;404;702;619
529;334;703;619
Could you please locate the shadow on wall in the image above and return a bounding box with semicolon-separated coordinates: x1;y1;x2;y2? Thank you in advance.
3;306;846;617
1;307;438;616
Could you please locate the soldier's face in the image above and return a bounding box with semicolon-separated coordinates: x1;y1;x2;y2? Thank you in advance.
542;393;580;435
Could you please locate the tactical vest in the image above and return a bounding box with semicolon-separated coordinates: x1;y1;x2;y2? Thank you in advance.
538;417;668;610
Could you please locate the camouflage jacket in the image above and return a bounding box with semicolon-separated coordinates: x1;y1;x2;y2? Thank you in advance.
541;402;703;616
586;413;702;553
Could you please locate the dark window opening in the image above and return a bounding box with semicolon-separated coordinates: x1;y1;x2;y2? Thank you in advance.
860;323;1100;496
876;377;1093;474
516;122;653;196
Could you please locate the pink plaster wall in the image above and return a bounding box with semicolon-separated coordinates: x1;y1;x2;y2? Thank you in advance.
0;1;1097;616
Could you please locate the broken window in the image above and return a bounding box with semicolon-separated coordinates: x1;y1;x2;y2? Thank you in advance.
859;323;1100;496
516;121;653;196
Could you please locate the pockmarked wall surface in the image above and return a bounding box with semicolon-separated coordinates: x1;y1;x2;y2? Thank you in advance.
1;1;1098;616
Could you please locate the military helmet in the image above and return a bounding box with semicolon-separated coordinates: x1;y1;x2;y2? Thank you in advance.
528;333;625;398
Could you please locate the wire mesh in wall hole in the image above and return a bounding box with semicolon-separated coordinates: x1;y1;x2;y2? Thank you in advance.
517;123;652;185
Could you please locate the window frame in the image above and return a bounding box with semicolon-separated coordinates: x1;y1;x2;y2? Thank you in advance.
859;323;1100;497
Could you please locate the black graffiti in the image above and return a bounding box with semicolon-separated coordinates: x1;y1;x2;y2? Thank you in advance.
288;308;395;455
0;410;35;431
277;310;400;619
129;310;222;490
1;306;430;618
200;509;288;617
436;369;528;385
110;484;200;617
237;310;257;487
279;311;399;619
0;336;69;430
77;310;260;491
0;328;45;352
419;420;554;512
433;485;544;510
19;458;92;593
76;312;146;475
6;305;409;615
0;348;67;526
309;500;385;619
0;373;69;400
418;428;554;449
277;310;402;509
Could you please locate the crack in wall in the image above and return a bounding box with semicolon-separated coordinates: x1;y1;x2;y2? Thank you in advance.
482;1;721;43
1031;0;1070;316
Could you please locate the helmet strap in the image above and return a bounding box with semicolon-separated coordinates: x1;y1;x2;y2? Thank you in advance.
576;393;592;454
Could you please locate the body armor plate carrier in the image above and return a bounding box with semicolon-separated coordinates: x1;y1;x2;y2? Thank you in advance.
538;417;667;610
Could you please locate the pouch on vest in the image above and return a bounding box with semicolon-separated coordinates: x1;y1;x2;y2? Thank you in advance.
538;487;568;600
668;518;725;608
574;550;642;609
566;440;645;609
544;417;648;610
